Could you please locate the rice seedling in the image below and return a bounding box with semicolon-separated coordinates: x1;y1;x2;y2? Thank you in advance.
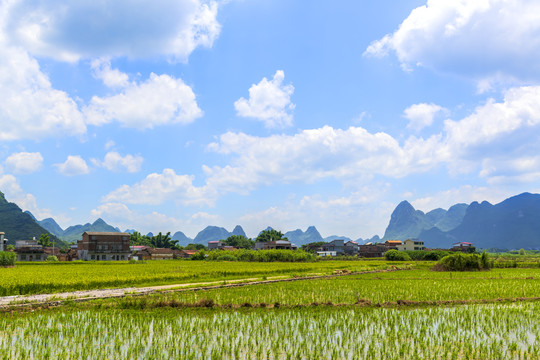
1;303;540;359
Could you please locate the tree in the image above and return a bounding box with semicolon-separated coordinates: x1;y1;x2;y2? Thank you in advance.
301;241;326;253
130;232;152;246
519;248;526;256
151;232;178;249
185;243;207;251
6;244;15;251
224;235;254;249
256;229;288;243
38;233;52;247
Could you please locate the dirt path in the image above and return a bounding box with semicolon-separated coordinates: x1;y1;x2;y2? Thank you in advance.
0;268;405;309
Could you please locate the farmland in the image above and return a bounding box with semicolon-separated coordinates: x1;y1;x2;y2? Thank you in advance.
0;260;396;296
2;260;540;359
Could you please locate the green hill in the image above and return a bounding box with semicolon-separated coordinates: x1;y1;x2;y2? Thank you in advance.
0;191;60;245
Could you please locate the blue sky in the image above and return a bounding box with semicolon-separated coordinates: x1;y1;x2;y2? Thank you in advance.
1;0;540;239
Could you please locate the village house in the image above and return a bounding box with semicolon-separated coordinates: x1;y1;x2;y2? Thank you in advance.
322;239;345;255
77;231;131;261
255;239;295;250
132;247;180;260
397;239;425;251
358;244;388;258
344;240;360;255
15;240;45;262
208;240;225;250
0;232;6;251
178;249;197;258
452;242;474;252
384;240;402;249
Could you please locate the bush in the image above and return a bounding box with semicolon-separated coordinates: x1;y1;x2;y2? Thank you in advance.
434;251;491;271
216;254;238;262
0;251;16;267
46;255;59;262
202;249;316;262
384;250;411;261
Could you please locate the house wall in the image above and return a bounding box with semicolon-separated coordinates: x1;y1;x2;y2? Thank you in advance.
397;240;425;251
78;232;131;261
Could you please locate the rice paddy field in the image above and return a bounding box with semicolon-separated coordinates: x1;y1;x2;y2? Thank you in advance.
2;260;540;359
0;259;396;296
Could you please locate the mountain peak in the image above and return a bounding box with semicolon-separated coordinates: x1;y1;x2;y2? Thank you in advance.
232;225;247;237
93;218;107;225
0;191;7;205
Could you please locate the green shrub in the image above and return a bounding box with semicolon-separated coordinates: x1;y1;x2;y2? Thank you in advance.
0;251;16;267
203;249;316;263
384;250;411;261
46;255;59;262
434;252;491;271
216;254;238;262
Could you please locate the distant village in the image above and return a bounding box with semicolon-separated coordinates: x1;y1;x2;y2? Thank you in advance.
0;230;474;262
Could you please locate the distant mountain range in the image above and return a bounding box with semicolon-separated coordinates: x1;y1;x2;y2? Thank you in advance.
34;215;120;243
5;186;539;250
383;201;467;240
383;192;540;250
0;191;61;245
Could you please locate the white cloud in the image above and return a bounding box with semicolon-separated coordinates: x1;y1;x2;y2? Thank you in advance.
84;73;203;129
205;126;442;194
0;174;54;220
238;187;393;240
364;0;540;85
104;140;115;150
91;58;129;88
479;156;540;185
54;155;90;176
0;44;86;141
91;202;219;236
443;86;540;173
102;168;214;206
4;152;43;174
234;70;295;128
3;0;221;62
93;151;143;173
411;185;511;212
404;103;448;131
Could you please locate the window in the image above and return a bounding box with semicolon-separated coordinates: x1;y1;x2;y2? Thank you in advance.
91;255;95;260
122;236;128;241
91;235;97;240
102;255;107;260
20;255;26;261
121;255;125;260
35;255;41;260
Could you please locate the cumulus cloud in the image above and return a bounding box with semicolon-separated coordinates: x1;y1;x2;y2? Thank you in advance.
84;73;203;129
91;202;219;236
102;168;214;206
4;152;43;174
404;103;448;131
443;86;540;173
2;0;221;62
364;0;540;86
91;58;129;88
0;174;54;219
205;126;442;194
234;70;295;128
92;151;143;173
411;185;511;212
54;155;90;176
0;45;86;141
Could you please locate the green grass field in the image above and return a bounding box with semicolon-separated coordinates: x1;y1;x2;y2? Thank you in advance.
0;259;399;296
2;260;540;359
